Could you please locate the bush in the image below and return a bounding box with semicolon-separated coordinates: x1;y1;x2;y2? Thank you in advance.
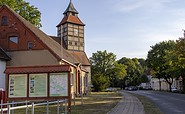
92;73;110;92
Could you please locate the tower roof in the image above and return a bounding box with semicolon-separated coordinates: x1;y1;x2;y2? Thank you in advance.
56;15;85;27
63;1;79;14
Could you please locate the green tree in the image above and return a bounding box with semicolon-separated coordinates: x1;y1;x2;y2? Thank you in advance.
147;40;176;91
174;38;185;92
118;57;146;86
0;0;42;28
90;50;116;91
90;50;116;75
106;62;127;88
139;74;149;83
92;72;110;92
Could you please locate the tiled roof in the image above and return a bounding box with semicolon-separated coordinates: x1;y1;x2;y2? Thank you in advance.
67;50;91;66
5;65;71;74
0;5;90;66
57;15;85;27
50;36;61;44
0;46;11;61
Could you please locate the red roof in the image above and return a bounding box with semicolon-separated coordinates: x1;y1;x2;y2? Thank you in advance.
5;65;71;74
57;15;85;27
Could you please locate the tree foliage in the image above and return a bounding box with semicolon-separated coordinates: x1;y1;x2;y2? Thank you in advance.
106;62;127;87
0;0;42;28
118;57;147;86
146;40;176;91
90;50;116;75
174;38;185;92
92;72;110;92
90;50;127;91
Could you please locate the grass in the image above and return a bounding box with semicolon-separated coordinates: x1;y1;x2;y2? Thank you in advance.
132;93;163;114
71;92;122;114
6;92;122;114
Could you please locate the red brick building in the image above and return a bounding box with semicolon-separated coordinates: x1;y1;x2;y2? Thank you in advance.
0;1;91;102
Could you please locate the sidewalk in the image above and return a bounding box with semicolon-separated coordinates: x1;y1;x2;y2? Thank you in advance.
107;91;145;114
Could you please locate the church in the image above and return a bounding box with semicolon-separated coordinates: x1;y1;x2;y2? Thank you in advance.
0;1;91;102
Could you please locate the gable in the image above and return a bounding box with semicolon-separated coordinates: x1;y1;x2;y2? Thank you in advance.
0;5;90;67
0;5;46;51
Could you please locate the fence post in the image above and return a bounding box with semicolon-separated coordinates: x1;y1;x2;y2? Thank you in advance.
46;101;49;114
26;101;28;114
7;103;10;114
31;102;34;114
57;100;59;114
65;100;67;114
60;100;63;113
12;101;14;114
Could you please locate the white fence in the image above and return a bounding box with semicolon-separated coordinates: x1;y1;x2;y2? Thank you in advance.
0;99;68;114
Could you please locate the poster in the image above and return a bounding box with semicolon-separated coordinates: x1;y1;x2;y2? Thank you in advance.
29;74;47;97
9;74;27;98
50;73;68;96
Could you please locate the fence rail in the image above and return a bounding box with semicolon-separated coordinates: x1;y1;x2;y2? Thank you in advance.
0;99;68;114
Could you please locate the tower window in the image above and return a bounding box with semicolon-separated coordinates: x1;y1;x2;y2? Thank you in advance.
80;43;84;46
28;42;33;49
2;16;7;25
69;41;72;45
75;42;77;46
72;13;75;16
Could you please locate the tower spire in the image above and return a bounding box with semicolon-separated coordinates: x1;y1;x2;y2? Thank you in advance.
63;0;78;15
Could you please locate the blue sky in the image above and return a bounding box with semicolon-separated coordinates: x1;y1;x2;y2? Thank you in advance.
26;0;185;59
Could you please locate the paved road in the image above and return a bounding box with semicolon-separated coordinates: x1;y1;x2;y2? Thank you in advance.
127;90;185;114
108;91;144;114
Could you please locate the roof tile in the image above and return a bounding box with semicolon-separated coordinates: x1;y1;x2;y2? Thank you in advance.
57;15;85;27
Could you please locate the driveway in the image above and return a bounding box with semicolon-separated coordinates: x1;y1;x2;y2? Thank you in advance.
127;90;185;114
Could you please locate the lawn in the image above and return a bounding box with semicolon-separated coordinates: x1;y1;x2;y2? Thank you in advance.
6;92;122;114
71;92;122;114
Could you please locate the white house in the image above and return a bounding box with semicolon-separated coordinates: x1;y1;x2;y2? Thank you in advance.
150;76;183;91
0;47;11;90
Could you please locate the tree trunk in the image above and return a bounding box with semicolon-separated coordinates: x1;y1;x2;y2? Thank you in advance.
165;77;173;92
159;78;161;91
169;83;172;92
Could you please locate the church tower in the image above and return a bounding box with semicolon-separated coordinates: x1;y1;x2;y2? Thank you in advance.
57;1;85;51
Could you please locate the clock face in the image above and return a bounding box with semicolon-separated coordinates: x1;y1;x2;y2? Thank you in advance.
74;29;78;36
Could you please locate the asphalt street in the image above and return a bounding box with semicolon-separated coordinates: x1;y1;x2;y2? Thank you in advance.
127;90;185;114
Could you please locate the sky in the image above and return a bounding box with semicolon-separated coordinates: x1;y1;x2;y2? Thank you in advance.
26;0;185;59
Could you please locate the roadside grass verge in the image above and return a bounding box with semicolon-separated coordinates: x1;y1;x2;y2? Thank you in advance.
7;92;122;114
71;92;122;114
132;93;163;114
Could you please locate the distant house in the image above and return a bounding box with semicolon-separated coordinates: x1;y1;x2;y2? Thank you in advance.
150;77;182;91
0;1;91;102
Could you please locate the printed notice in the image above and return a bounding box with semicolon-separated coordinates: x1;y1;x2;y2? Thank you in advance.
9;74;27;98
50;73;68;96
29;74;47;97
